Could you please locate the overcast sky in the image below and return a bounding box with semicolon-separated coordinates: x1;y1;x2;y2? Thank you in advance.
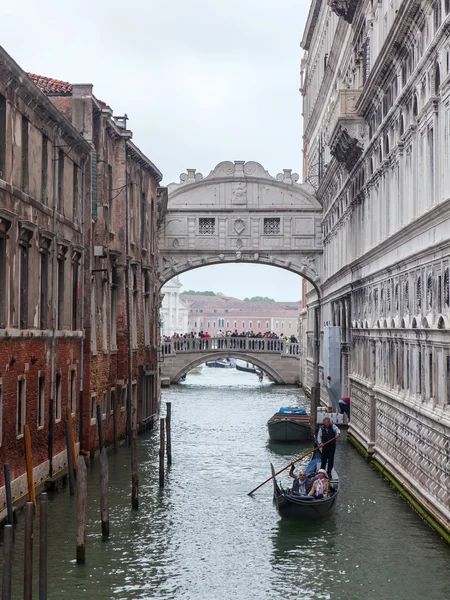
4;0;309;302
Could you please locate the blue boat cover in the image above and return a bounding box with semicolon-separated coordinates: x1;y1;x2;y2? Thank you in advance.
278;407;307;415
305;458;321;477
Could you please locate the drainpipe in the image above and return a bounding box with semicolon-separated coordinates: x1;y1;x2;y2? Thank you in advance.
78;159;86;452
124;150;132;445
49;128;61;477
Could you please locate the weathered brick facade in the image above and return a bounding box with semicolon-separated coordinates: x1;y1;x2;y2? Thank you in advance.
0;47;167;513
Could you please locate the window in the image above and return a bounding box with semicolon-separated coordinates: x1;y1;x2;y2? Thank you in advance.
41;135;48;204
234;321;237;328
69;369;76;414
19;234;29;329
58;149;64;213
55;373;61;421
207;321;210;328
141;192;146;247
91;394;97;422
242;321;245;329
0;94;6;178
17;378;26;437
288;322;292;329
21;116;29;192
107;164;113;228
143;270;150;347
213;321;216;328
263;218;280;235
40;241;50;330
73;163;79;219
91;283;97;352
281;322;284;329
249;321;253;328
199;218;215;235
257;321;261;328
132;266;138;348
0;381;3;444
102;279;108;349
111;263;118;349
226;321;230;328
266;321;269;329
276;321;279;328
110;388;115;415
194;321;197;327
57;251;65;329
38;374;45;427
72;254;79;330
102;391;107;418
121;385;127;411
0;227;6;327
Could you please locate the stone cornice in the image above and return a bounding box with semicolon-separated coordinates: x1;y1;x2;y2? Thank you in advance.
0;47;91;158
301;0;324;51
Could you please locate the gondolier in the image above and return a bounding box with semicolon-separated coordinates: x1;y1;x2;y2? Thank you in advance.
317;417;340;478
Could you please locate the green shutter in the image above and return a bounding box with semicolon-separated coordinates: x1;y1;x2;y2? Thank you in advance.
91;149;98;221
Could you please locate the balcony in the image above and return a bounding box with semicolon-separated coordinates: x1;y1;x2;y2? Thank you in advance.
328;89;368;172
327;0;360;24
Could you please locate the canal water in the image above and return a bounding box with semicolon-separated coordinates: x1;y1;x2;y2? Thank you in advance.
5;367;450;599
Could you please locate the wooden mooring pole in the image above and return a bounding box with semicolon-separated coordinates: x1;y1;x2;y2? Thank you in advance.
131;430;139;510
2;524;13;600
39;493;48;600
3;464;14;539
76;456;87;564
166;402;172;466
99;448;110;538
65;420;75;496
66;407;77;474
96;404;103;452
159;418;165;487
24;502;34;600
24;425;36;507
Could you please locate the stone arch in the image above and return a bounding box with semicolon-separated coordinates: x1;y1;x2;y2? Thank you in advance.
411;317;418;328
401;318;406;328
435;62;441;95
159;160;322;294
412;94;418;118
422;316;430;328
390;319;395;328
437;316;445;329
171;352;290;385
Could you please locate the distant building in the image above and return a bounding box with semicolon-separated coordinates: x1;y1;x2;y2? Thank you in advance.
183;295;302;336
160;278;189;336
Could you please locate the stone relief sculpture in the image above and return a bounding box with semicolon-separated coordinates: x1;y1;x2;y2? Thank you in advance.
232;182;247;204
233;218;245;234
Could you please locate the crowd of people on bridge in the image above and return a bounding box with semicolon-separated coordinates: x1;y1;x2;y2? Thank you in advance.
161;329;299;355
162;330;298;343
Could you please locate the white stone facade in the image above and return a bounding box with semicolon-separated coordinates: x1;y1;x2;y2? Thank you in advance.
160;277;189;336
301;0;450;532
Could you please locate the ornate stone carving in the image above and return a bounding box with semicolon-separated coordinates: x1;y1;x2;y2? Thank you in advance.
330;125;364;171
219;254;225;261
301;256;317;275
236;251;242;260
254;253;260;261
236;238;243;249
172;238;179;248
163;256;179;273
327;0;358;23
233;218;245;234
232;181;247;204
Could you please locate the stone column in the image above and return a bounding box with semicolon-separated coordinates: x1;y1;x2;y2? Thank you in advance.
368;340;377;454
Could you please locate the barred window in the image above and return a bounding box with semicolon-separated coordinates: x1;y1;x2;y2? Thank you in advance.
263;218;280;235
199;218;215;235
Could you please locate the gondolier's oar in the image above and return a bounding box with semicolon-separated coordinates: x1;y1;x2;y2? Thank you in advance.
247;436;338;496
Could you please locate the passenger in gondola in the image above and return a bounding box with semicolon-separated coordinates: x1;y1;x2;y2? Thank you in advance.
309;469;329;499
317;417;340;478
289;466;313;495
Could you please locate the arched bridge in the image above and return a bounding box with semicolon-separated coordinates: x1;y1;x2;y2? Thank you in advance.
158;160;323;290
160;337;301;385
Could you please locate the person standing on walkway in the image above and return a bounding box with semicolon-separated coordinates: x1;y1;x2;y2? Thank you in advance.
317;417;340;478
338;397;351;420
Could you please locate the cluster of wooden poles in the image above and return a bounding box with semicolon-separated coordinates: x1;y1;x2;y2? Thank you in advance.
1;402;173;598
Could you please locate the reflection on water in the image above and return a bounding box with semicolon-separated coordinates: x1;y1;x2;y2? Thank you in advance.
5;367;450;600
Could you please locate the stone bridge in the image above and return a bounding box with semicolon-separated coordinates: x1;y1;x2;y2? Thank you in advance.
160;337;301;385
158;160;323;288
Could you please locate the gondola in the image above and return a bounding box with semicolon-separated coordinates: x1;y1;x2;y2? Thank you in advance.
271;450;339;519
236;363;258;374
267;407;311;442
205;359;234;368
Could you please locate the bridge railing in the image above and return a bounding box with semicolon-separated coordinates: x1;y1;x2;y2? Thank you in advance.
160;337;300;356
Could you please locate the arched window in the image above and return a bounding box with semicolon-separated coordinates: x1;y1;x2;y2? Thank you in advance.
434;63;441;96
384;135;390;155
437;316;445;329
399;113;404;137
412;95;418;118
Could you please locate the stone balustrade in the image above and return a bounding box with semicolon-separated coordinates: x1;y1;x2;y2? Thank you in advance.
161;337;300;356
